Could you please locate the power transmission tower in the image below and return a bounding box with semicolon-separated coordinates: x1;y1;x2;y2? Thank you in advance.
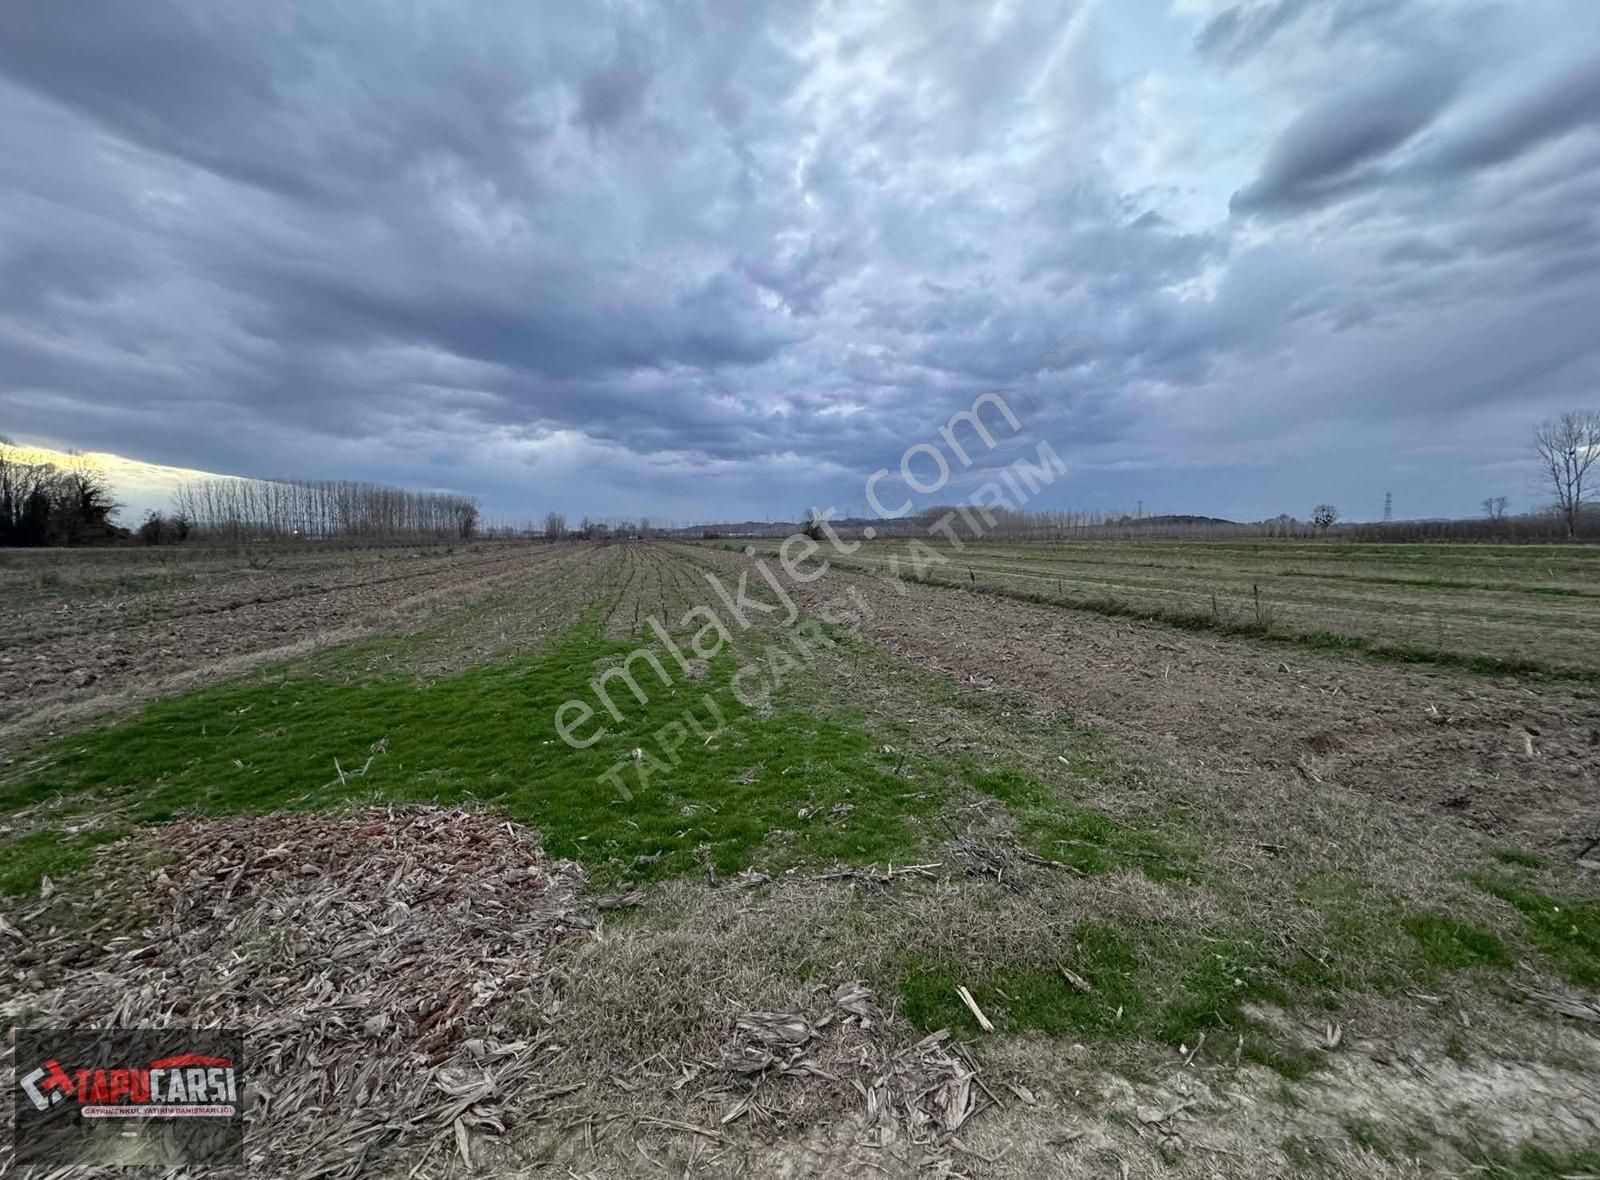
1383;491;1393;522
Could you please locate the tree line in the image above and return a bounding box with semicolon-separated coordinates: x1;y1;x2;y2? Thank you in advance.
168;477;479;542
0;442;120;547
6;407;1594;548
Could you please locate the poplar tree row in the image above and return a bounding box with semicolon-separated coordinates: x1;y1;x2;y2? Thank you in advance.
171;477;479;541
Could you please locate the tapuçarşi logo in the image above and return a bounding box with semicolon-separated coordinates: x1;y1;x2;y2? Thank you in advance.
11;1028;245;1166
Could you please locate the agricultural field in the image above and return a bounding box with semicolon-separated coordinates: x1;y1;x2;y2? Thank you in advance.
0;539;599;745
732;538;1600;680
2;538;1599;1177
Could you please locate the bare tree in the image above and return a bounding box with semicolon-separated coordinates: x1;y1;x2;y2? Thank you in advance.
0;445;122;545
57;459;120;543
1482;495;1510;520
1312;504;1339;531
173;476;475;541
543;511;567;539
1534;411;1600;539
0;442;48;545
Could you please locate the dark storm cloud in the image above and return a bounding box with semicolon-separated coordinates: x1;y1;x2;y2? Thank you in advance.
1230;68;1459;213
2;0;1599;523
1417;58;1600;177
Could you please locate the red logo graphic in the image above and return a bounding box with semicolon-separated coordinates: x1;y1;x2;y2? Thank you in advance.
18;1060;74;1109
19;1053;237;1118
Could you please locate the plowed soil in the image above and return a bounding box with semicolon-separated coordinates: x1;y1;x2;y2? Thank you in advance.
679;543;1600;851
0;542;593;749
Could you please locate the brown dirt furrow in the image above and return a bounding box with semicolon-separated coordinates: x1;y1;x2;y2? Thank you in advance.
0;543;596;750
678;543;1600;851
0;543;567;649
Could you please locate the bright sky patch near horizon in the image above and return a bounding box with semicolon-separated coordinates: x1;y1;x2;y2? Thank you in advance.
0;441;233;523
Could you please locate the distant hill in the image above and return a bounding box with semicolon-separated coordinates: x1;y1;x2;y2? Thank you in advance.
1133;514;1238;527
676;512;1246;537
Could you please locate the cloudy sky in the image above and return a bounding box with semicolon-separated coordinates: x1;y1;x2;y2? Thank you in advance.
2;0;1598;525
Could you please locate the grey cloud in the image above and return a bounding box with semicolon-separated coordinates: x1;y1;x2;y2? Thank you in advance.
2;0;1599;524
574;29;653;134
1231;68;1459;213
0;4;301;194
1463;210;1596;261
1195;0;1422;67
1418;59;1600;177
1195;0;1320;65
1382;237;1457;267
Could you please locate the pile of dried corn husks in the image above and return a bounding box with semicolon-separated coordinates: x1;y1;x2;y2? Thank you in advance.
1;806;592;1177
